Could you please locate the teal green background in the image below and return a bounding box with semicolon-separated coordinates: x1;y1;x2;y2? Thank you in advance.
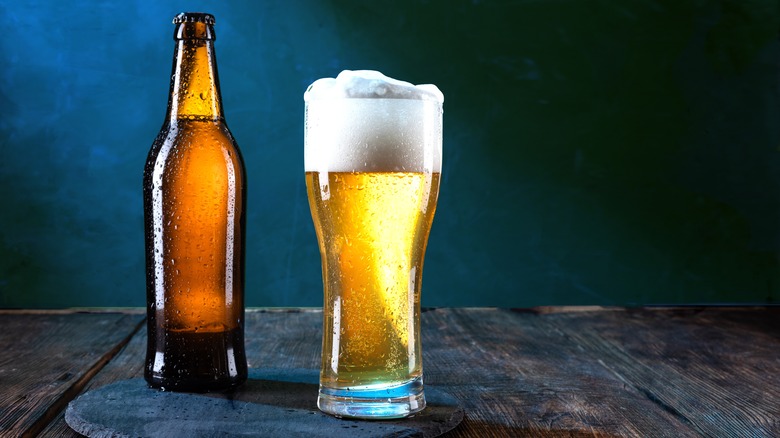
1;1;778;308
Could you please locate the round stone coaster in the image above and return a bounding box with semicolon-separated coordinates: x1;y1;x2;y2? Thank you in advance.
66;368;463;437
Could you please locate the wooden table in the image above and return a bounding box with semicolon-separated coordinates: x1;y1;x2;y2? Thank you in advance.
0;307;778;437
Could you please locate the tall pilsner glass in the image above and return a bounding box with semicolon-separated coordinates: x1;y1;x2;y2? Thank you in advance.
304;70;443;419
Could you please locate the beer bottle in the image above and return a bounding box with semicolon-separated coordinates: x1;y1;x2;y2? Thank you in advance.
143;12;247;392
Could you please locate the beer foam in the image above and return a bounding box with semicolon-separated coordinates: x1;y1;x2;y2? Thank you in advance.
304;70;443;173
304;70;443;103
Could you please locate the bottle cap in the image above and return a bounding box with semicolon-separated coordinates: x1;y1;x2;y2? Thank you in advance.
173;13;215;25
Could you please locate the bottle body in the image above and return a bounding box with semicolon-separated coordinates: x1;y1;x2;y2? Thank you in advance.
143;13;247;392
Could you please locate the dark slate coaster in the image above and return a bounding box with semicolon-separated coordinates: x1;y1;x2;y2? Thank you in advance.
65;368;463;437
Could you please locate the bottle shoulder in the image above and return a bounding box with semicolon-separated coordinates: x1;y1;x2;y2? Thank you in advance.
151;119;240;150
145;119;244;173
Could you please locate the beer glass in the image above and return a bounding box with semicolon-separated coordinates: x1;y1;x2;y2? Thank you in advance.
304;70;443;419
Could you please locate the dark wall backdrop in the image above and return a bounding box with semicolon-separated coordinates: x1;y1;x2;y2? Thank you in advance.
0;1;778;308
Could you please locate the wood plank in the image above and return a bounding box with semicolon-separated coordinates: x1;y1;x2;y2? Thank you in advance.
545;307;780;437
421;308;698;437
42;318;147;436
42;308;780;437
43;309;326;436
0;312;143;437
48;308;689;437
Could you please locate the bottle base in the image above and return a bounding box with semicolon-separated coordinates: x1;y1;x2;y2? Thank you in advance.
145;374;246;393
317;376;425;419
145;328;247;393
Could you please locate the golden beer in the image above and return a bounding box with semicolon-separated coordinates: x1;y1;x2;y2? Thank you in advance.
304;70;443;418
306;171;439;389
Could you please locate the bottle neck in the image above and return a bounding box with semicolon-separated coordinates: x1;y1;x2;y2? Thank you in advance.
167;23;223;121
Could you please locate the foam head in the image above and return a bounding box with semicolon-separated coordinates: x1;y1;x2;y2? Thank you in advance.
304;70;443;102
304;70;443;173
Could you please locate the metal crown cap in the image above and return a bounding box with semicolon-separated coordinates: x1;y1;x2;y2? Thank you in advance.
173;13;215;25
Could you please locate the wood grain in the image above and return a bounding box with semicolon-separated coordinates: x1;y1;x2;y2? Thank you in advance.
19;307;780;437
0;312;143;437
421;308;699;437
545;307;780;437
42;309;326;436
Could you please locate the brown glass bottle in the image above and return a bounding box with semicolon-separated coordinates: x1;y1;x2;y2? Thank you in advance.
143;12;247;392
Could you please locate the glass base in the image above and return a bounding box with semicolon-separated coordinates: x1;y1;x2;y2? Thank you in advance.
317;376;426;419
